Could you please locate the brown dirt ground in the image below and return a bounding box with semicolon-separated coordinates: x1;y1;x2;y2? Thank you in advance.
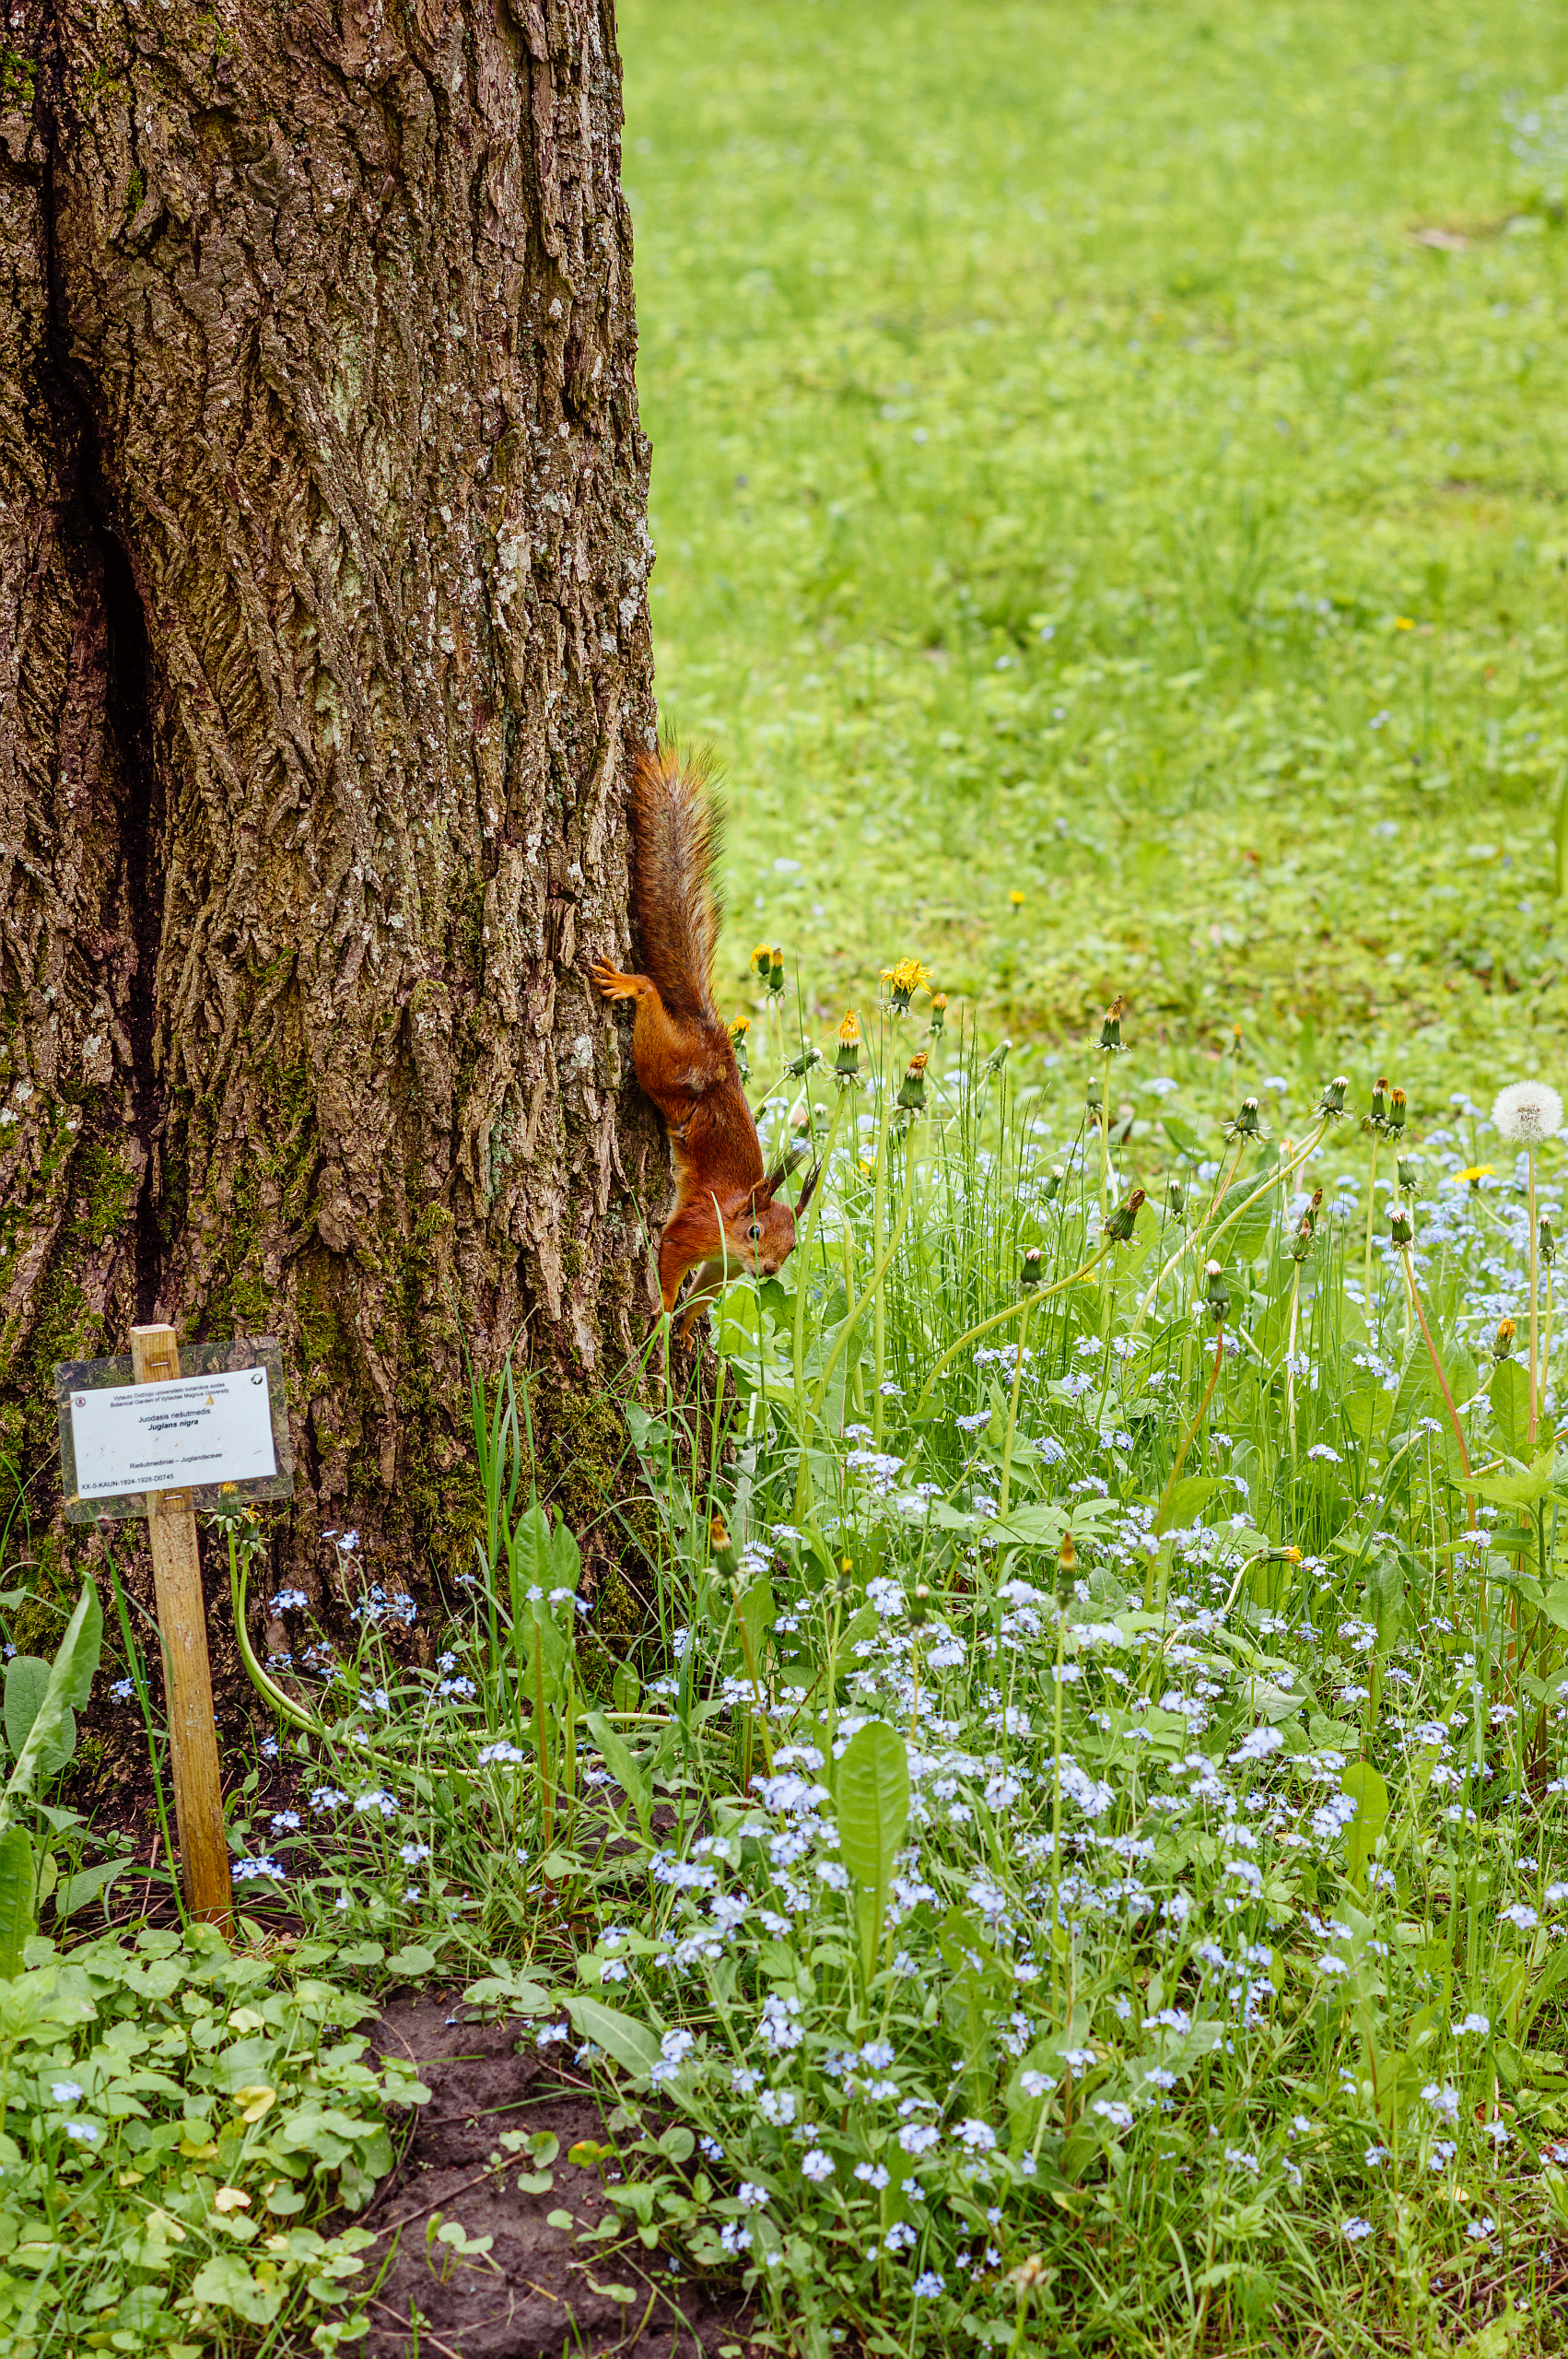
357;1991;761;2359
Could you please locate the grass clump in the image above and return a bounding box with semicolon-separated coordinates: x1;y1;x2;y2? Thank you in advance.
209;994;1568;2356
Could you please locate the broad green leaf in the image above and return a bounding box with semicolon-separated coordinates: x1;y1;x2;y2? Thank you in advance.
1342;1760;1390;1892
57;1581;101;1708
837;1721;910;1983
463;1967;552;2013
0;1826;32;1978
55;1853;135;1922
517;1604;568;1708
188;2254;284;2326
1490;1359;1533;1461
734;1575;775;1677
1472;1448;1558;1510
611;1661;640;1715
385;1943;438;1979
584;1710;651;1838
1157;1475;1219;1530
1544;1582;1568;1637
1212;1178;1273;1266
0;1583;99;1832
3;1661;73;1778
563;1994;661;2079
1162;1113;1205;1163
551;1517;583;1592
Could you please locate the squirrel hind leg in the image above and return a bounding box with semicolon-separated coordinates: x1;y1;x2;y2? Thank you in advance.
591;959;645;1003
674;1256;731;1342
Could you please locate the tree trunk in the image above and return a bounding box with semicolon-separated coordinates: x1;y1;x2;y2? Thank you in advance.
0;0;660;1612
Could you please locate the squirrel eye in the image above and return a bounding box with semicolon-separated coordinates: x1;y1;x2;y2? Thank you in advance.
747;1220;762;1240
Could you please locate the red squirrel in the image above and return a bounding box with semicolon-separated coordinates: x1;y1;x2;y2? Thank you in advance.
592;747;816;1335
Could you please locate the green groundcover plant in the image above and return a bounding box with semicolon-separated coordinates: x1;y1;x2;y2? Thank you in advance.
0;1919;426;2354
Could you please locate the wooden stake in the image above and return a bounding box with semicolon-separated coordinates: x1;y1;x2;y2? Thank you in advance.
130;1325;233;1928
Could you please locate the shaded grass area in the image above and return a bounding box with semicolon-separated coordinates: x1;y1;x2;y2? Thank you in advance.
622;0;1568;1100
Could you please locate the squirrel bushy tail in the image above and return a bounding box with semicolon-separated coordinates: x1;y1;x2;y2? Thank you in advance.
628;746;724;1026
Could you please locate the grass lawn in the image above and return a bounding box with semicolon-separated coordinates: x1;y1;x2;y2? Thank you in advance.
622;0;1568;1104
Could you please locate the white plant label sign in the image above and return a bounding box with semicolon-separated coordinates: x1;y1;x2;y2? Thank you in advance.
69;1368;278;1500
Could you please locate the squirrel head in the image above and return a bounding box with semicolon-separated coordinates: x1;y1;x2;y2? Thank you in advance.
722;1165;818;1279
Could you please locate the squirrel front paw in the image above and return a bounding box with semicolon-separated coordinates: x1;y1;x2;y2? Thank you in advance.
591;958;640;1002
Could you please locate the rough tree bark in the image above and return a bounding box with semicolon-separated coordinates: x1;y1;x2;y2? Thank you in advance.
0;0;661;1614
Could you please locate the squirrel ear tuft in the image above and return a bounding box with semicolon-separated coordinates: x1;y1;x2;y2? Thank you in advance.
793;1161;823;1217
760;1162;790;1203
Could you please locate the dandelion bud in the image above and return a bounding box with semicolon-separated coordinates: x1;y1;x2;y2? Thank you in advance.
929;992;947;1036
750;943;771;982
909;1582;933;1627
1166;1178;1187;1219
984;1039;1012;1076
1493;1317;1516;1361
835;1009;861;1082
1058;1530;1077;1578
1542;1211;1556;1268
709;1512;738;1577
1085;1072;1103;1121
1318;1075;1349;1120
1288;1215;1314;1262
1370;1076;1387;1128
1105;1188;1145;1244
1396;1156;1418;1193
1097;995;1126;1054
1020;1247;1044;1289
730;1016;751;1085
1304;1186;1323;1234
1389;1205;1413;1248
897;1051;929;1112
1043;1165;1064;1204
1224;1096;1265;1144
784;1040;824;1080
1388;1086;1407;1134
1204;1259;1230;1320
836;1555;856;1602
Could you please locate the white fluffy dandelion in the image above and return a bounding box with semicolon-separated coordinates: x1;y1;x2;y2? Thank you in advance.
1492;1080;1564;1144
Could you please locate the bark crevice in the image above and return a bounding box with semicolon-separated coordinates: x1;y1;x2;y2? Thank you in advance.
89;502;165;1330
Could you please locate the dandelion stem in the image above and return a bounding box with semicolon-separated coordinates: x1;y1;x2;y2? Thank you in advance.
909;1246;1108;1421
1050;1602;1066;2015
1286;1263;1301;1468
1133;1121;1328;1336
791;1087;848;1435
1545;1262;1555;1435
1398;1245;1475;1529
998;1297;1034;1525
871;1065;895;1449
1153;1319;1225;1535
1528;1147;1539;1449
794;1143;919;1521
1363;1137;1379;1320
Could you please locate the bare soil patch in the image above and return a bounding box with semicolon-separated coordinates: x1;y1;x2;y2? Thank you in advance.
358;1992;759;2359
